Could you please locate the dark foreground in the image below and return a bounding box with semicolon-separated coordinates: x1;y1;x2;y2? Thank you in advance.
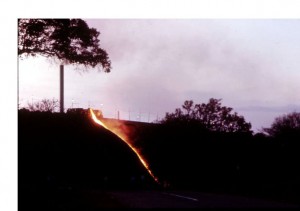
21;189;299;210
19;111;300;209
108;190;300;208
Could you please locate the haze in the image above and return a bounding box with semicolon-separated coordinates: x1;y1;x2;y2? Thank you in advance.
18;19;300;131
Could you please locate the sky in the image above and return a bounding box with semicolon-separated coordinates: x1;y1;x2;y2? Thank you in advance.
18;19;300;132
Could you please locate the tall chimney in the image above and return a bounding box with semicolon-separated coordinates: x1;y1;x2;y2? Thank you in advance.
60;65;64;113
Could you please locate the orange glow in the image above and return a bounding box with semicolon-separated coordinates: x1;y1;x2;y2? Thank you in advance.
89;108;160;184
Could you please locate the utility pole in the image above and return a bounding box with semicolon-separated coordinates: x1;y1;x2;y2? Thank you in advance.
60;64;64;113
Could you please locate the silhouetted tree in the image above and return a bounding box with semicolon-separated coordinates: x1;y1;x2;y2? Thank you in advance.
161;98;252;133
263;112;300;138
27;98;59;112
18;19;111;71
182;100;194;116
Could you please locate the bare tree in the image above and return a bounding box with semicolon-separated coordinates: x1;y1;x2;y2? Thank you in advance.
27;98;59;112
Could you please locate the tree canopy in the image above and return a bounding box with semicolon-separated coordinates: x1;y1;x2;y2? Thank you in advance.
18;19;111;72
161;98;252;133
263;112;300;138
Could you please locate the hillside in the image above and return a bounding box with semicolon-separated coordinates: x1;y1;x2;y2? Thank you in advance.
18;110;300;208
18;110;158;210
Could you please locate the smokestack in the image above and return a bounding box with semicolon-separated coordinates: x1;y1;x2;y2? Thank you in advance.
60;65;64;113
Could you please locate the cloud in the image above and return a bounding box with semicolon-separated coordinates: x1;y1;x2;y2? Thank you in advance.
237;105;300;113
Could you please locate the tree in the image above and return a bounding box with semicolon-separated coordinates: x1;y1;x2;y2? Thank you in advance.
18;19;111;71
263;112;300;137
27;98;59;112
161;98;252;133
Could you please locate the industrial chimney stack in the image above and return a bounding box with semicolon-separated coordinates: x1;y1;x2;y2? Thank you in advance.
60;65;64;113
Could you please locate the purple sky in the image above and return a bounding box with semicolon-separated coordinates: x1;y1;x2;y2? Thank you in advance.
18;19;300;131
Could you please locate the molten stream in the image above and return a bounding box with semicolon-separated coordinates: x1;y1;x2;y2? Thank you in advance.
89;108;159;184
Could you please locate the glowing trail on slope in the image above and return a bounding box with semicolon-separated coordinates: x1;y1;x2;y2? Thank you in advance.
89;108;160;184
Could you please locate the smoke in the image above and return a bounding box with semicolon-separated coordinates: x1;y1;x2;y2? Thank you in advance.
19;19;300;131
100;117;148;150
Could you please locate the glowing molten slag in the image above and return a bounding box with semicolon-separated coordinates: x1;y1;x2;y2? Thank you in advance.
89;108;159;184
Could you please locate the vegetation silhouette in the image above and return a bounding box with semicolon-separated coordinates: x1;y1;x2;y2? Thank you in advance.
263;112;300;140
27;98;59;112
137;101;300;204
161;98;252;133
18;19;111;71
19;103;300;209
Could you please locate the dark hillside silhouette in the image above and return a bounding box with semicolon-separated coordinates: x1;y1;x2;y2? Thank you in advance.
18;108;300;209
19;110;157;210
